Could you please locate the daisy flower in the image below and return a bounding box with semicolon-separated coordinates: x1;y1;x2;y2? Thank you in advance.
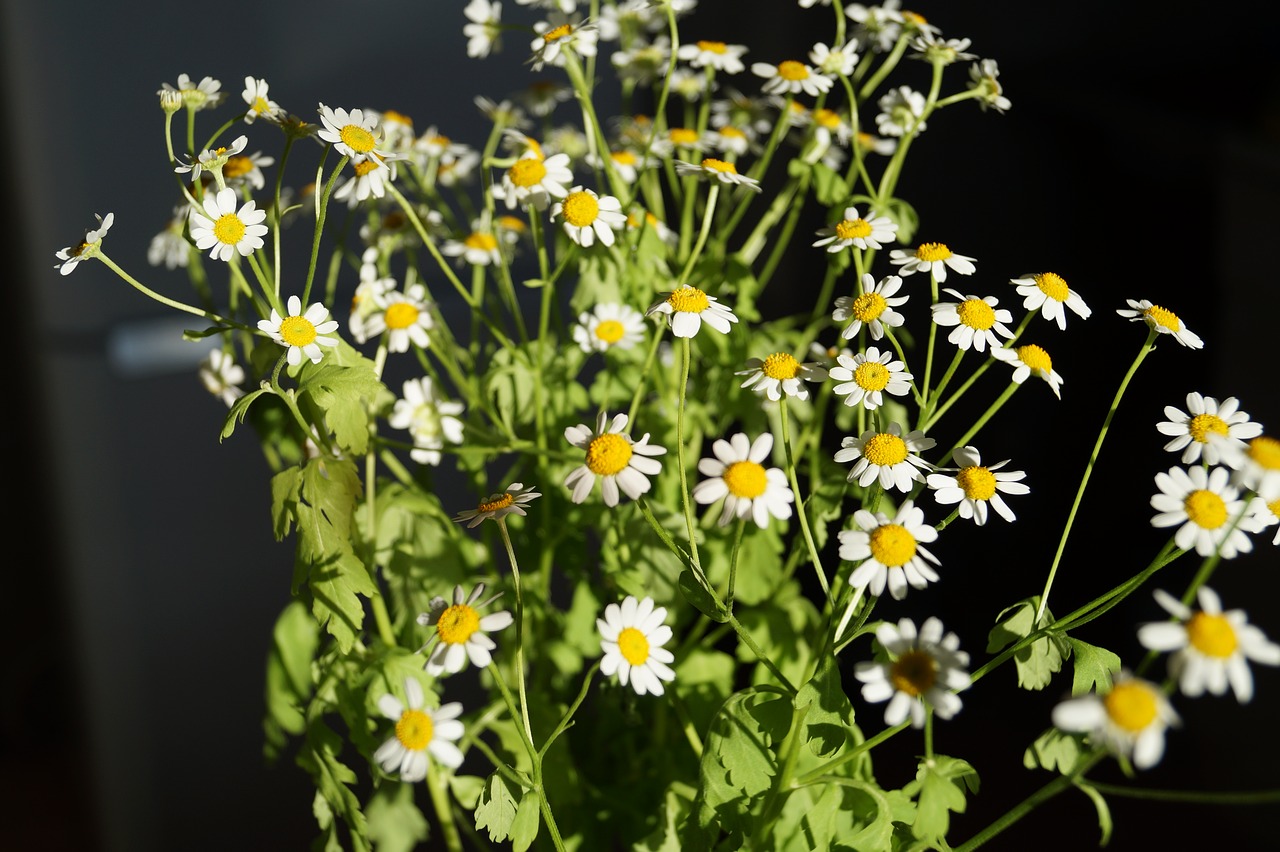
927;446;1029;525
1117;299;1204;349
627;209;678;246
845;2;905;53
678;40;748;73
463;0;502;58
838;499;941;600
889;242;976;281
1011;272;1091;330
1052;673;1179;770
530;15;598;71
692;432;795;528
572;303;647;353
707;125;754;157
647;284;739;338
855;617;970;728
55;212;114;275
317;104;392;164
361;284;433;353
551;186;627;247
453;483;542;528
814;208;898;253
855;130;897;156
832;274;908;341
1138;586;1280;703
374;679;464;780
389;377;465;466
222;149;276;192
187;187;269;262
828;346;914;411
198;348;245;407
1150;464;1255;558
147;208;190;270
157;73;224;111
1214;434;1280;500
174;135;248;185
991;344;1064;398
970;59;1012;113
257;296;340;366
587;149;649;184
1247;494;1280;545
1156;393;1263;466
493;152;574;210
333;157;395;207
910;33;976;65
442;228;504;267
611;36;672;85
674;158;762;192
564;412;667;506
417;584;514;676
930;289;1014;353
597;595;676;696
736;352;827;402
751;59;833;97
348;257;397;345
834;423;935;492
241;76;282;124
809;108;855;150
875;86;927;137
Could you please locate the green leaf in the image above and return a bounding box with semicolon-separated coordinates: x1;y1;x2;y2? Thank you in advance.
987;597;1067;691
811;162;851;207
474;773;519;843
263;600;319;761
1023;727;1085;775
1075;781;1113;846
298;349;393;455
679;569;727;623
449;776;486;810
510;789;541;852
270;465;304;541
633;782;695;852
364;783;429;852
298;720;370;852
795;652;856;757
221;387;270;441
844;781;904;852
1066;637;1121;697
907;755;979;843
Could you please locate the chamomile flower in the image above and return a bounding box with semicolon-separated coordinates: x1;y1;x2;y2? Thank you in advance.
1117;299;1204;349
187;187;269;262
198;348;246;407
1215;435;1280;500
677;40;748;74
586;149;649;184
855;617;970;728
1011;272;1091;330
647;284;739;338
317;104;390;162
147;207;190;270
736;352;827;402
598;595;676;697
809;42;858;76
222;149;275;191
417;584;513;676
572;303;647;353
442;227;504;267
829;347;914;411
832;275;908;342
494;152;574;210
1247;495;1280;544
463;0;503;58
374;679;464;780
626;209;678;245
1156;393;1262;465
990;344;1064;398
875;86;927;137
834;423;935;492
174;135;248;186
889;242;976;281
348;256;397;345
241;76;282;124
1052;673;1178;770
809;108;854;149
1150;464;1255;558
551;186;627;247
814;208;898;253
389;377;465;466
1138;586;1280;703
838;499;941;600
530;15;598;71
931;289;1014;353
55;212;114;275
751;59;833;97
673;158;761;191
909;33;976;65
692;432;795;528
706;125;753;156
564;412;667;506
333;156;395;207
158;74;225;111
927;446;1029;525
257;295;340;366
855;130;897;156
845;2;904;53
969;59;1012;113
611;36;672;85
362;285;433;353
453;483;542;528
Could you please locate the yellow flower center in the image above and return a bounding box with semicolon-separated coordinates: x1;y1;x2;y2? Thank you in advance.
543;24;572;42
437;604;481;645
561;191;600;227
353;159;381;177
385;302;420;331
696;40;728;54
667;287;710;313
426;133;450;149
465;232;499;252
1017;344;1053;373
1246;436;1280;471
862;433;908;467
868;523;916;567
956;466;997;501
701;158;737;174
586;433;633;476
670;127;699;146
813;108;842;129
1188;413;1229;443
617;627;650;666
853;361;890;392
850;292;887;322
856;131;876;149
395;709;434;751
835;219;873;241
339;123;376;154
1103;681;1158;733
252;96;273;115
508;158;548;188
1183;489;1227;529
889;650;936;696
760;353;800;380
903;11;929;25
723;461;768;499
1144;304;1182;332
223;155;253;180
384;109;413;127
612;150;638;165
1186;611;1239;658
1269;497;1280;518
478;492;516;513
279;315;318;348
594;319;626;344
1033;272;1070;302
213;213;246;245
719;126;746;140
914;242;952;262
956;298;997;330
777;60;810;81
498;215;526;232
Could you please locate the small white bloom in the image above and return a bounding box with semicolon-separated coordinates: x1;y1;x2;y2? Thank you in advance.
187;187;269;262
572;303;647;353
1156;393;1263;465
814;208;898;253
991;344;1064;398
845;2;905;53
317;104;391;163
834;422;934;492
692;432;795;528
598;595;676;696
855;617;970;728
198;348;245;407
889;241;975;281
875;86;926;137
927;445;1029;525
674;157;762;192
1213;435;1280;500
1011;272;1091;330
828;346;914;411
808;42;858;76
493;152;574;210
551;186;627;247
417;584;514;676
530;15;598;71
442;228;504;267
832;274;908;341
361;284;433;353
256;295;340;366
970;59;1012;113
752;59;833;97
453;483;542;528
838;499;940;600
678;39;748;74
1117;299;1204;349
374;679;464;780
55;212;114;275
931;288;1014;353
241;76;283;124
564;412;667;506
1149;464;1256;558
158;73;225;111
647;284;739;338
736;352;827;402
175;135;249;185
389;377;465;466
463;0;503;58
1052;673;1178;770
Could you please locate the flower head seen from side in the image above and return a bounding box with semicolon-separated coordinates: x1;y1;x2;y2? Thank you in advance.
417;584;514;676
1010;272;1090;331
990;344;1064;399
1117;299;1203;349
572;303;647;353
187;188;269;262
1247;494;1280;545
374;679;464;781
832;274;908;341
494;152;574;210
1215;434;1280;501
736;352;827;402
647;284;739;338
673;158;762;192
1138;587;1280;703
889;242;975;282
175;135;249;186
692;432;795;528
677;40;748;74
1156;392;1262;466
442;227;504;267
927;445;1029;525
453;483;542;528
55;212;114;275
463;0;503;58
969;59;1011;112
564;412;667;507
361;284;434;353
389;377;465;466
551;186;627;247
1150;464;1255;558
809;41;859;76
334;156;395;207
838;499;940;600
158;74;225;112
317;104;391;163
751;59;833;97
930;289;1014;353
855;617;970;729
828;346;913;411
257;296;340;366
530;15;598;71
835;422;935;492
198;348;246;407
241;76;283;124
598;595;676;696
1052;673;1179;770
813;207;898;253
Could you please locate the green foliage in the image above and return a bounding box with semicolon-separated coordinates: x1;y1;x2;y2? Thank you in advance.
264;600;320;761
364;784;429;852
474;773;520;844
796;651;857;758
905;755;980;844
987;598;1068;691
1066;638;1122;697
298;342;395;455
1023;728;1087;775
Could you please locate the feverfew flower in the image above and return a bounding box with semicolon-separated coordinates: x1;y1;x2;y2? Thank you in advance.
417;584;514;676
647;284;739;338
1150;465;1255;558
930;288;1014;353
494;152;574;210
814;207;898;253
809;42;858;76
442;227;504;267
834;423;935;492
1138;587;1280;703
174;135;248;186
1216;435;1280;499
969;59;1012;113
751;59;833;97
829;346;914;411
838;499;940;600
855;617;970;728
889;242;976;281
241;76;283;124
1117;299;1204;349
198;349;246;407
736;352;827;402
187;187;269;262
147;207;190;270
361;284;434;353
674;157;761;191
1011;272;1091;330
845;2;905;53
1156;393;1262;466
564;412;667;506
317;104;390;162
927;445;1029;525
453;483;542;528
158;74;224;112
598;596;676;696
257;296;340;366
389;377;465;466
692;432;795;528
832;274;908;341
222;149;275;192
463;0;503;58
875;86;926;137
530;15;598;71
1052;674;1178;770
572;303;647;353
333;157;395;207
677;40;748;74
374;679;464;780
1246;495;1280;545
991;344;1064;398
551;186;627;247
55;212;114;275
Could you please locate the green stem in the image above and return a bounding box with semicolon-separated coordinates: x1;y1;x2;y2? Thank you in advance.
497;520;535;746
425;764;463;852
676;338;702;572
780;398;830;598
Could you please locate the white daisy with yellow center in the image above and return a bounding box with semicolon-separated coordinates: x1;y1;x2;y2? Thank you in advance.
389;377;465;467
1150;464;1256;558
572;303;647;354
832;273;909;341
647;284;739;338
1052;673;1179;770
856;130;897;156
317;104;390;163
1139;586;1280;703
931;288;1014;352
736;352;828;402
257;295;340;366
855;617;970;729
417;583;514;676
889;241;976;281
1156;392;1262;466
828;346;914;411
198;348;246;408
551;186;627;248
55;212;114;275
188;187;269;262
838;499;941;600
597;595;676;697
846;3;905;52
348;252;397;345
674;157;762;192
564;412;667;507
443;227;504;267
1117;298;1204;349
692;432;795;528
1011;272;1092;330
809;41;858;76
751;58;833;97
875;85;927;137
334;155;396;207
677;40;748;73
493;152;574;210
1216;434;1280;500
241;76;282;124
835;422;936;492
1247;494;1280;544
708;125;753;156
374;678;464;781
626;209;678;246
814;207;898;253
927;445;1029;525
174;134;248;186
463;0;503;59
991;343;1064;398
453;483;542;528
222;149;276;192
362;284;434;353
530;15;598;71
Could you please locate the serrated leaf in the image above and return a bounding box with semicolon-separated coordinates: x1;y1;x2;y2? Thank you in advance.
909;755;978;843
221;387;270;441
474;773;519;842
364;783;429;852
1075;781;1113;846
988;598;1066;691
1067;637;1121;696
1023;727;1086;774
271;465;304;541
510;790;541;852
299;355;392;455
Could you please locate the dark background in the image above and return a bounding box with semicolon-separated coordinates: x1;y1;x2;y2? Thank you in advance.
3;0;1279;849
